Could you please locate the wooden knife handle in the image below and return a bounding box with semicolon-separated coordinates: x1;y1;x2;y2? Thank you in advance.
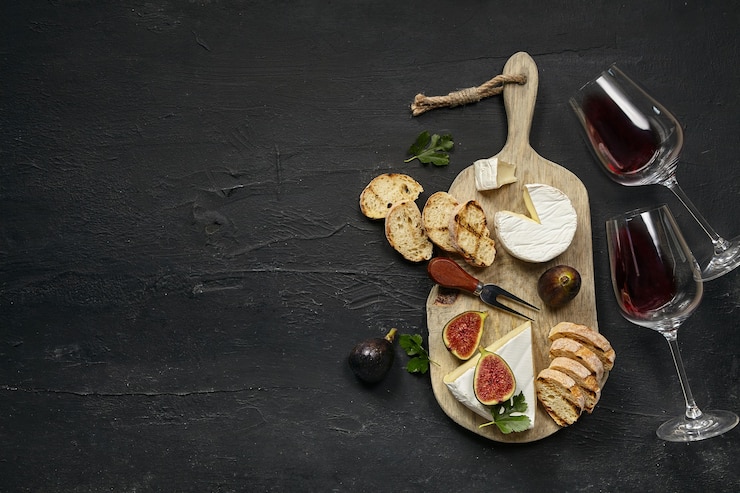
427;257;480;293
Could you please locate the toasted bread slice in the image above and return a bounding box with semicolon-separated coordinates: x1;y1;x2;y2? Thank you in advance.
384;200;433;262
549;357;601;413
421;191;459;252
535;368;586;426
448;200;496;267
549;322;616;371
549;337;605;383
360;173;423;219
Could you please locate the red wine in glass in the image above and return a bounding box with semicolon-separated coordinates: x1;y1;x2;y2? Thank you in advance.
582;94;661;177
612;221;677;317
571;64;740;280
606;205;738;441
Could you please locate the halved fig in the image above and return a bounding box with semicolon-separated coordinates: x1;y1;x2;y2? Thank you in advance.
473;347;516;406
442;310;487;360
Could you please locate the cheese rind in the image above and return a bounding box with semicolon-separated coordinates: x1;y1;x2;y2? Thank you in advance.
493;183;577;263
443;321;535;429
474;157;517;191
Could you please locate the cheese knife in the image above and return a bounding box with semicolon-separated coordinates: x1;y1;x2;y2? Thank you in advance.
427;257;539;320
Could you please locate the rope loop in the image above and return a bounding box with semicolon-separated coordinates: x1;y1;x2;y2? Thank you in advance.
411;73;527;116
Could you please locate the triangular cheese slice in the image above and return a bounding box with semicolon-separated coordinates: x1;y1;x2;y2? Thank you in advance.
473;157;517;191
443;321;535;429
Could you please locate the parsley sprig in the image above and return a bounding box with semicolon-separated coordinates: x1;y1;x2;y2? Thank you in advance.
399;333;439;374
404;131;454;166
478;392;531;434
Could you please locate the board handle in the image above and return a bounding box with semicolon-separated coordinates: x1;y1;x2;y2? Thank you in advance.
501;52;539;154
427;257;480;293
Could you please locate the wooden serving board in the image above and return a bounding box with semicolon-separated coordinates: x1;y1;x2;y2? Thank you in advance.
426;52;603;443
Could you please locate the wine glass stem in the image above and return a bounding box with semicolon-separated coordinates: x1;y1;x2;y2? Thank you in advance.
663;330;703;420
663;176;731;255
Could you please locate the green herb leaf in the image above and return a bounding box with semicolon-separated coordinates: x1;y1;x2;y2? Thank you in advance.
399;333;423;355
404;131;454;166
407;131;431;156
399;333;437;374
478;392;532;434
405;357;429;374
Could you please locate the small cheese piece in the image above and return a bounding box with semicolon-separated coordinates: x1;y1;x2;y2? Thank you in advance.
474;157;517;191
443;321;535;429
493;183;577;263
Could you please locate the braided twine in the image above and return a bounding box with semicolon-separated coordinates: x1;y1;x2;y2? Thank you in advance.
410;73;527;116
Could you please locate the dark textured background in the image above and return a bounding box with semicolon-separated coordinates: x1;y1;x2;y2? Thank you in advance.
1;1;739;491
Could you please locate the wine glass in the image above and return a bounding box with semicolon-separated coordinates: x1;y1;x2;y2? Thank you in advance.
571;64;740;281
606;204;738;442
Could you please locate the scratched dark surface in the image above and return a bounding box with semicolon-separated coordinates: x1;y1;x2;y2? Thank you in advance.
1;1;739;492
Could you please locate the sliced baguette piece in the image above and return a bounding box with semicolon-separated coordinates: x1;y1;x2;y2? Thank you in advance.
384;200;433;262
422;191;459;252
535;368;586;426
359;173;424;219
549;322;616;371
549;337;605;383
549;357;602;413
448;200;496;268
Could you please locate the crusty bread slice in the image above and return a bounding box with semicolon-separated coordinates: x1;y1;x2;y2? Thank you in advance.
421;191;459;252
535;368;586;426
549;357;601;413
448;200;496;267
549;337;605;383
549;322;616;371
359;173;424;219
384;200;433;262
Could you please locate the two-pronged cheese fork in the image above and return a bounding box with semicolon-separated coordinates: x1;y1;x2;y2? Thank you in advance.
427;257;539;320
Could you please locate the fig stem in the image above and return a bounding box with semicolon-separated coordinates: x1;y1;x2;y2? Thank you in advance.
384;328;398;343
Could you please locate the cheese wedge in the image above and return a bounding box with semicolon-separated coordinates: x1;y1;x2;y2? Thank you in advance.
443;321;535;429
493;183;577;263
474;157;517;191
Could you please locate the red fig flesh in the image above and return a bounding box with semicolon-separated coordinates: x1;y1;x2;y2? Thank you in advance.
473;348;516;406
442;311;487;360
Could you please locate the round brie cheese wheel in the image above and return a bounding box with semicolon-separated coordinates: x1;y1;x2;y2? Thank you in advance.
493;183;577;263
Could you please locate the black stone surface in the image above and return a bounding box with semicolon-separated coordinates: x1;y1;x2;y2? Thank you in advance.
2;1;739;491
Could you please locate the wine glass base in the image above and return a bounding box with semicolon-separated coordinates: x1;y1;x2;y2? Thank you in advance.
700;235;740;281
656;409;739;442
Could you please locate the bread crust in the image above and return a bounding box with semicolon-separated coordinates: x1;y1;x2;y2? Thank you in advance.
549;337;605;382
549;357;601;413
448;200;496;267
538;325;615;423
548;357;600;393
549;322;616;371
535;368;586;426
384;200;433;262
421;191;459;252
359;173;423;219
